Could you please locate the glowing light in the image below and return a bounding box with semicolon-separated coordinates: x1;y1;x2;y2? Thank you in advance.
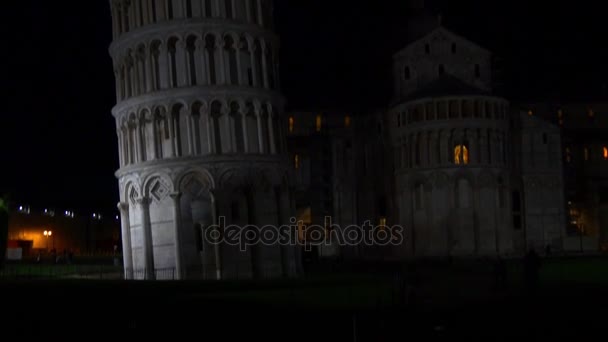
379;217;387;228
288;116;294;133
315;115;322;132
604;147;608;160
454;145;469;165
528;110;533;116
294;154;300;169
584;147;589;161
345;115;351;128
589;109;595;118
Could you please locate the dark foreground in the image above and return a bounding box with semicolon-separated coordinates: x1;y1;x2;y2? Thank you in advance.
2;257;607;340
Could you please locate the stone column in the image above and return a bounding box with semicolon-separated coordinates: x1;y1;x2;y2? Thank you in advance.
118;202;133;279
170;193;184;280
138;197;155;280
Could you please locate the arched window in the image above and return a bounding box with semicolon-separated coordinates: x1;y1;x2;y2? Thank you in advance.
225;0;234;19
224;36;238;85
438;64;445;76
288;116;294;133
425;43;430;54
294;154;300;169
404;66;411;80
475;64;481;78
205;35;217;84
150;41;162;90
168;37;179;87
167;0;174;19
186;36;198;86
451;43;456;54
454;144;469;165
566;147;572;163
185;0;193;17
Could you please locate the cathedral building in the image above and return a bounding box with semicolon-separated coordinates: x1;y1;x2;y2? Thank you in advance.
108;0;299;280
288;25;608;259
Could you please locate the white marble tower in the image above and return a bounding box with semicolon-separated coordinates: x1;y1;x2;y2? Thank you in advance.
109;0;299;280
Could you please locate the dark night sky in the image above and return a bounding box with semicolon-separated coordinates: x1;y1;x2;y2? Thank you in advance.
1;0;607;216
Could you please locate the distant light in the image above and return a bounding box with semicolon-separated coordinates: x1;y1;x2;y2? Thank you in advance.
528;110;533;116
93;213;96;218
44;209;48;213
116;215;119;220
19;206;23;211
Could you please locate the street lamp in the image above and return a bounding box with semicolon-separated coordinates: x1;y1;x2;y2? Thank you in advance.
44;230;52;251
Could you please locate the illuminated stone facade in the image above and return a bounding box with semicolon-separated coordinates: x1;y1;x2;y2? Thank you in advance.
109;0;299;280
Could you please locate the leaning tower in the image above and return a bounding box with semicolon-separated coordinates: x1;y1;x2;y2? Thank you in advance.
109;0;298;280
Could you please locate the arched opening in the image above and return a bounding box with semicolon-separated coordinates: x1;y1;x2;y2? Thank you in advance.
438;64;445;76
136;45;147;94
166;0;174;19
151;0;158;21
451;43;456;54
171;103;185;157
265;45;275;89
224;35;238;85
240;37;253;86
288;116;294;133
205;35;217;85
249;0;259;24
154;107;166;159
191;102;203;156
261;105;271;153
475;64;481;78
449;100;459;119
454;144;469;165
150;40;162;90
225;0;234;19
246;103;259;154
185;0;193;17
211;101;223;154
186;35;198;86
425;43;430;54
168;37;179;88
253;39;263;87
203;0;212;17
231;102;245;153
128;114;137;164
